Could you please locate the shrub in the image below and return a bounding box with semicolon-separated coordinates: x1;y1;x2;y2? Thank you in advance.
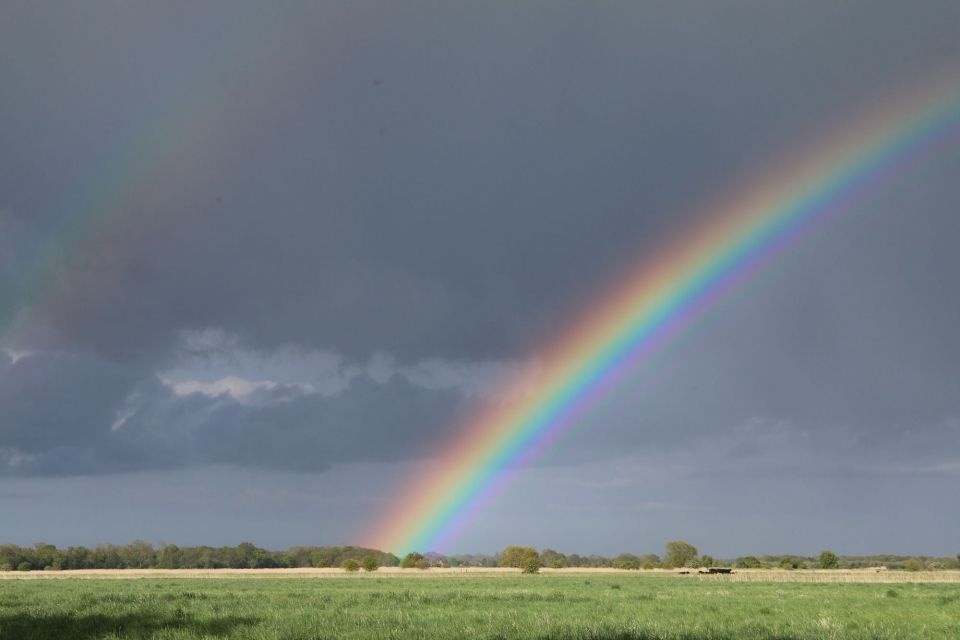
779;558;796;570
818;551;839;569
361;556;378;572
904;558;923;572
400;552;424;569
341;559;360;572
736;556;762;569
522;557;541;574
17;562;31;572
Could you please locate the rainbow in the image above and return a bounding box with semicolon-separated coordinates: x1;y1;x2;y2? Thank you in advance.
368;70;960;555
0;9;329;347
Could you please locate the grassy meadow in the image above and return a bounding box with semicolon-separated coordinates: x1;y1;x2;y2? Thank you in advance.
2;572;959;639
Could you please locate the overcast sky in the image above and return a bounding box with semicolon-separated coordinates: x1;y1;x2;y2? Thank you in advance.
1;1;958;557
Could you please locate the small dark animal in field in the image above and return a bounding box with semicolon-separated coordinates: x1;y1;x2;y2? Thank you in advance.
698;568;733;575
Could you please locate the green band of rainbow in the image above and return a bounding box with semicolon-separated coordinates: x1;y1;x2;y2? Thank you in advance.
368;70;960;555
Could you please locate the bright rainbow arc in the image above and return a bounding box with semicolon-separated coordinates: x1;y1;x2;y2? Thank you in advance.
369;70;960;555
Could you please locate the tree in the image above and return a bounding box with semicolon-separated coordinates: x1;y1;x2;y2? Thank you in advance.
640;554;661;569
664;541;698;568
361;555;378;572
818;551;839;569
157;544;181;569
612;554;640;570
498;546;539;569
904;558;923;572
539;549;567;569
122;540;155;569
341;559;360;572
33;544;63;570
736;556;762;569
401;552;425;569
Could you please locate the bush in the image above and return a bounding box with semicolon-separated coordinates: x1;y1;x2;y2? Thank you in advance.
736;556;762;569
818;551;839;569
779;558;797;570
522;557;541;574
17;562;31;572
341;559;360;572
904;558;923;572
400;552;424;569
361;556;378;572
612;554;641;570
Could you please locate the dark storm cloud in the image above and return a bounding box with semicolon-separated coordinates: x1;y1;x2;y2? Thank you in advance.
0;350;468;476
0;350;143;454
3;1;957;361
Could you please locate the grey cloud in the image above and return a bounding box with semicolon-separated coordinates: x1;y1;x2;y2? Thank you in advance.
182;374;468;472
0;350;144;453
0;350;469;476
4;2;959;362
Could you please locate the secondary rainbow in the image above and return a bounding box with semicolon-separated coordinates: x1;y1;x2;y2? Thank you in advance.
0;9;335;347
369;70;960;555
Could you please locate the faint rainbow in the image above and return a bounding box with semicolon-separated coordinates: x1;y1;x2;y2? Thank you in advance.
368;69;960;555
0;10;329;347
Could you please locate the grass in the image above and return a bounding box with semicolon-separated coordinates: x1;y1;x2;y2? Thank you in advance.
1;573;959;639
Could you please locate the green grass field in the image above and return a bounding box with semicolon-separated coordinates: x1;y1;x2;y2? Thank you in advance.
2;574;959;639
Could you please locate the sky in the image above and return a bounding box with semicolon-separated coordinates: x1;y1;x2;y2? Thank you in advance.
1;1;958;558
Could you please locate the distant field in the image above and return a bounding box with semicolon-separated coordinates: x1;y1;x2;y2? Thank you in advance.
2;572;959;639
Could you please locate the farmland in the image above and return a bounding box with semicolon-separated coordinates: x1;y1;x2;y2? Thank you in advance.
2;570;959;639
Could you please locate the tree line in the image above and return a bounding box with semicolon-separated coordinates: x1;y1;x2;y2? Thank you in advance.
411;542;960;572
2;540;957;572
0;542;398;572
